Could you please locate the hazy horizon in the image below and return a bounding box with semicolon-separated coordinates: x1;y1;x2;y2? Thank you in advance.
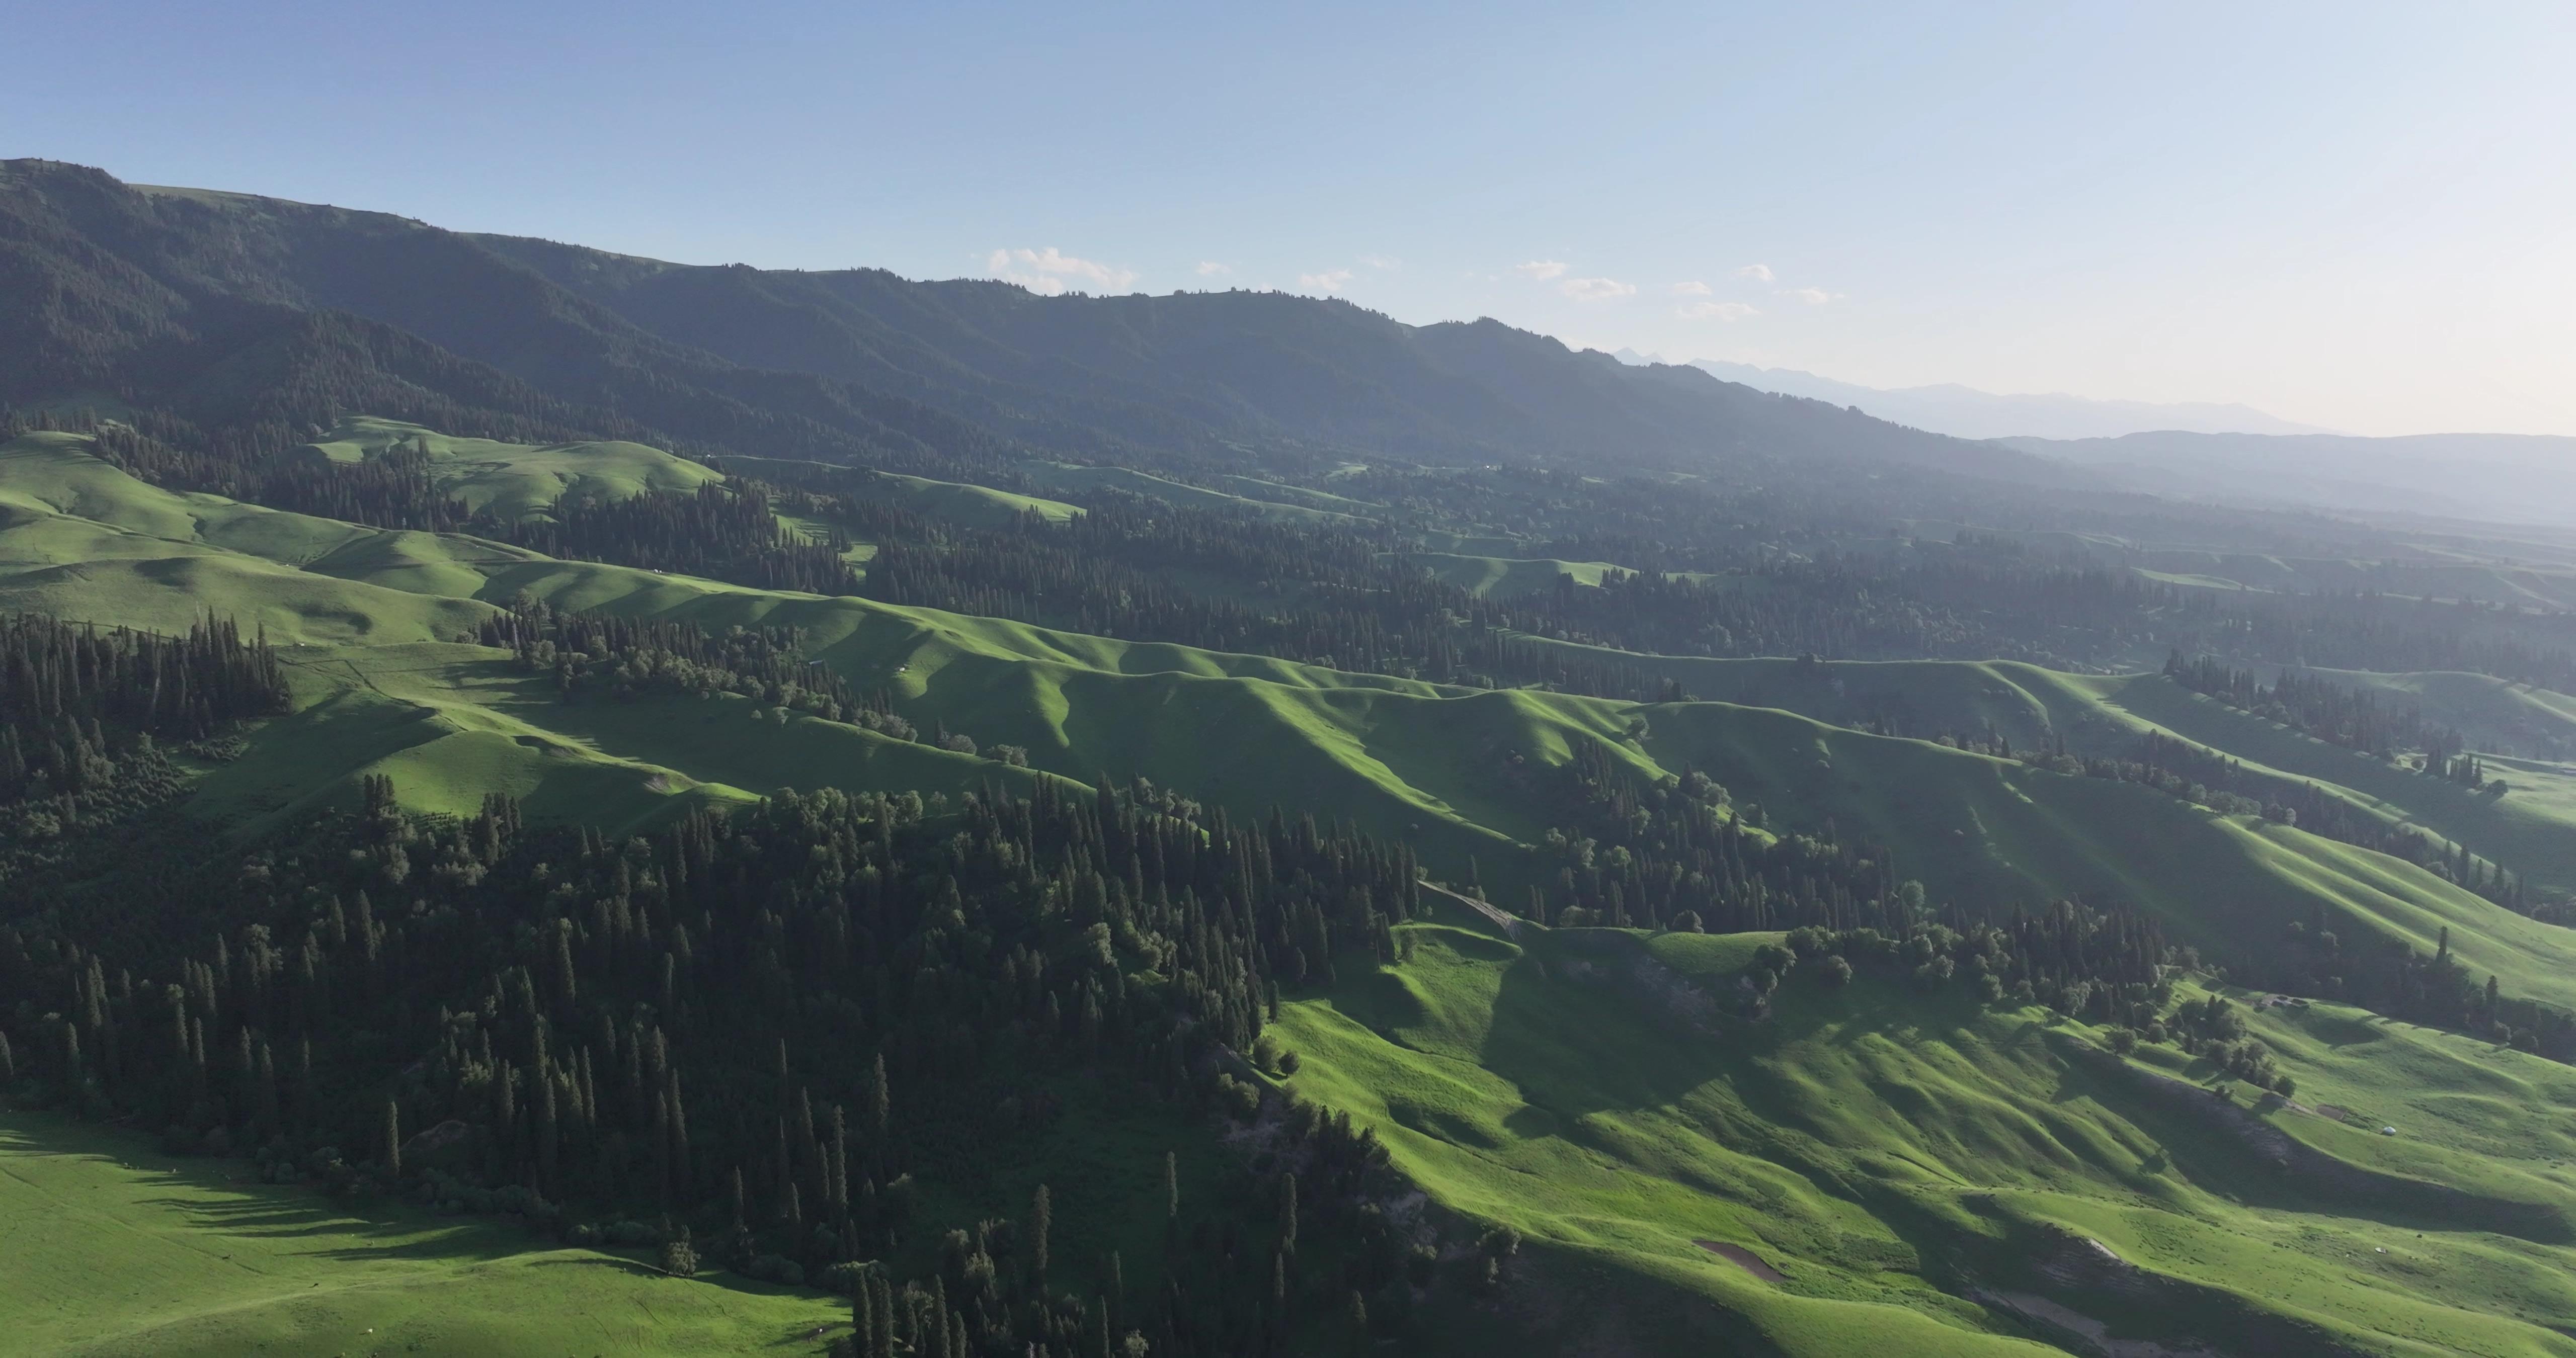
12;0;2570;438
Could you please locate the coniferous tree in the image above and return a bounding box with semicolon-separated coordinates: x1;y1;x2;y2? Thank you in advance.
1030;1183;1051;1290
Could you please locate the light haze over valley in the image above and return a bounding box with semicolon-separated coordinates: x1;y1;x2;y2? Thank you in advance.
4;5;2575;1357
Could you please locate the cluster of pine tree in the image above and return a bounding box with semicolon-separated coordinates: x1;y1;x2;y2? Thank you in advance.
2163;652;2463;758
1351;464;2576;696
478;596;856;711
0;614;283;796
0;773;1467;1355
2187;591;2576;699
1505;737;2179;1023
2010;730;2433;858
22;394;2576;707
1517;740;1919;936
819;458;2576;714
2231;914;2576;1059
2433;749;2493;789
856;493;1477;682
1962;726;2555;927
0;617;284;893
499;482;860;595
1750;904;2167;1026
474;598;1016;752
2126;994;2292;1094
15;394;577;534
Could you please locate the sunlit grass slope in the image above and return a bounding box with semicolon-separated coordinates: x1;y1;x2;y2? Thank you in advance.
1273;924;2576;1357
305;414;721;520
1508;636;2576;896
1637;698;2576;1013
6;428;2569;1014
187;641;1079;840
1891;520;2576;607
0;1114;844;1357
0;433;502;642
719;454;1083;528
1020;462;1372;524
1404;551;1635;597
17;421;2576;1352
2318;667;2576;756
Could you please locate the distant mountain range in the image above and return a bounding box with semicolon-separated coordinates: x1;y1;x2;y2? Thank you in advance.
0;159;2065;495
1611;351;2576;529
1998;430;2576;528
15;158;2562;534
1612;351;2329;440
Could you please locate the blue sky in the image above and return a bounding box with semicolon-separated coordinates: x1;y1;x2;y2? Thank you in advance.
11;1;2571;435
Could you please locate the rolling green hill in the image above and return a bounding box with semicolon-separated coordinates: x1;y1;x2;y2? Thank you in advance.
1019;463;1375;524
718;454;1083;528
1273;921;2576;1356
8;429;2569;1013
0;1114;845;1357
15;149;2576;1358
14;420;2576;1355
306;415;722;521
1500;638;2576;898
1406;551;1636;597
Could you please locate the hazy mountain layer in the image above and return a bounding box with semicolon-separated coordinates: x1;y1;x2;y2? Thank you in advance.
1609;352;2324;439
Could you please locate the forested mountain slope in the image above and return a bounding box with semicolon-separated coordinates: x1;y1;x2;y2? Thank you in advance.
0;157;2058;488
8;428;2569;1031
1279;923;2576;1356
14;422;2576;1356
478;229;2058;479
11;157;2576;1357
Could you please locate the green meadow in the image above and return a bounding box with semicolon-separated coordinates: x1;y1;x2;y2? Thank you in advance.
13;419;2576;1353
10;426;2574;1003
1274;922;2576;1357
0;1114;844;1357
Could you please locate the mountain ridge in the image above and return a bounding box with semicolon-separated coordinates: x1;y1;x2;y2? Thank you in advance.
0;158;2077;493
2001;429;2576;527
1617;351;2330;439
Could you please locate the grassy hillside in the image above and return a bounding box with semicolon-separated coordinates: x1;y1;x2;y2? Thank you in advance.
1890;518;2576;608
2315;666;2576;760
18;160;2576;1358
1406;551;1635;597
2101;677;2576;892
1020;463;1374;524
304;415;721;521
719;454;1083;528
0;1114;844;1356
1634;699;2576;1015
0;432;504;642
1503;637;2576;898
1272;923;2576;1357
194;640;1071;838
9;431;2570;1018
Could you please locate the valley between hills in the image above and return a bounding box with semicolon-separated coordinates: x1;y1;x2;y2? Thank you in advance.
10;160;2576;1356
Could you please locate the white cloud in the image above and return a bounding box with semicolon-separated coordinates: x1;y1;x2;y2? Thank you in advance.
1779;287;1835;305
1679;300;1759;321
1195;261;1232;277
1512;259;1570;281
986;246;1139;295
1298;268;1354;293
1670;280;1712;296
1359;253;1401;270
1734;264;1775;283
1558;276;1637;302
